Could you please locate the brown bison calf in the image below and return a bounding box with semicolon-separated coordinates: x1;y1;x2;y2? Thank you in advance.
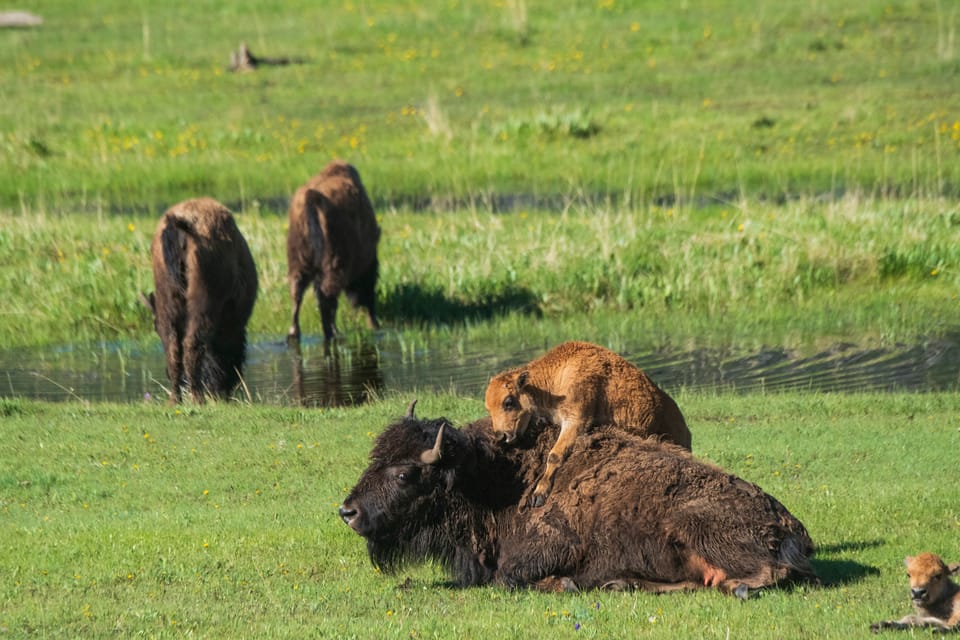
485;340;691;507
871;553;960;633
286;160;380;341
141;198;258;403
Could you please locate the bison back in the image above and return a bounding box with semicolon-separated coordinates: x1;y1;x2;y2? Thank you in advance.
506;424;815;589
287;161;380;293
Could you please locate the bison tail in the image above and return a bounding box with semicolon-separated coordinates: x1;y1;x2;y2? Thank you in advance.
302;189;327;257
777;533;818;584
160;218;192;289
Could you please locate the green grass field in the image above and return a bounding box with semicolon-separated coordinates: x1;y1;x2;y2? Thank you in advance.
3;0;960;212
1;392;957;638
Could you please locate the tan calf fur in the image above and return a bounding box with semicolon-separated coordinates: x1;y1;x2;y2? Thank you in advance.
484;341;690;507
871;553;960;633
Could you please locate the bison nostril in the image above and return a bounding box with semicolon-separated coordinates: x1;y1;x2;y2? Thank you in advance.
339;504;358;523
911;588;927;600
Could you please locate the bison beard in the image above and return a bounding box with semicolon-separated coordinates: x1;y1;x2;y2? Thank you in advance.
341;412;818;595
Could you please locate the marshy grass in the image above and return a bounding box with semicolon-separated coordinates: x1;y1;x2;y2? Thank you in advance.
1;193;956;351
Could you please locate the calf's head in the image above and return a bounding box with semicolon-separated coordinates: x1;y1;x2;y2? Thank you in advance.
905;553;958;607
484;370;533;443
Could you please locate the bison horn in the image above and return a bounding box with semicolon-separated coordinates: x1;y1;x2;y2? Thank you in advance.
420;424;444;465
406;398;418;419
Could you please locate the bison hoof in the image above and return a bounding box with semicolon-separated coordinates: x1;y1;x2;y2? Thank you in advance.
529;493;546;508
559;577;579;592
733;584;750;600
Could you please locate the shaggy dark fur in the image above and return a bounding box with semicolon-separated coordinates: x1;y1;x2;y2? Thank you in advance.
340;412;817;595
142;198;258;404
286;160;380;341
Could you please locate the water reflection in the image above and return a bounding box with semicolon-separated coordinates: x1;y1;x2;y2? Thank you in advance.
288;339;385;407
0;331;957;404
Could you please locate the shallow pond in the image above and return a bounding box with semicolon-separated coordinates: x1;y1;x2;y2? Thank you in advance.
1;329;958;405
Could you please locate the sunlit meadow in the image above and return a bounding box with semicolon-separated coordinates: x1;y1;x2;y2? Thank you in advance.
1;2;959;638
2;1;960;212
1;392;958;638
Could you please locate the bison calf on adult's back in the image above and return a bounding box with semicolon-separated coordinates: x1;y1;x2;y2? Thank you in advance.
286;160;380;341
485;340;691;507
141;198;258;403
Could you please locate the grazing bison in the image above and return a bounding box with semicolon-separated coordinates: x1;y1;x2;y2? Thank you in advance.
485;340;691;507
871;553;960;633
339;406;816;596
141;198;258;404
286;160;380;341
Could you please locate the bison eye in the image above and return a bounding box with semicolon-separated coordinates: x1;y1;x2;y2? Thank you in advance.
395;467;419;484
502;396;518;411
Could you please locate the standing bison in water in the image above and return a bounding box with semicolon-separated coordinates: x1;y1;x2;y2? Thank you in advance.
340;406;817;596
286;160;380;341
141;198;258;404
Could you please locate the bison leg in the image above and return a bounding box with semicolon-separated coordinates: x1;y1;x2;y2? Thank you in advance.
344;259;379;330
314;280;339;341
288;271;312;340
182;333;207;404
528;419;583;507
531;576;579;593
615;579;704;593
157;322;184;404
870;616;952;633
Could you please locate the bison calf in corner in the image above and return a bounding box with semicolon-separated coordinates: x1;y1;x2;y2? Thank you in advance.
286;160;380;342
340;407;817;597
141;198;258;404
871;553;960;633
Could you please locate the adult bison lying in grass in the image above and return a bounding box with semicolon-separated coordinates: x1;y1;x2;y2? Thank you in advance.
141;198;258;404
286;160;380;342
340;405;817;596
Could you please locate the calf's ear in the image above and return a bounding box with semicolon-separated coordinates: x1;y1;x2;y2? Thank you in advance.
948;562;960;576
517;370;530;390
903;556;913;568
139;291;156;314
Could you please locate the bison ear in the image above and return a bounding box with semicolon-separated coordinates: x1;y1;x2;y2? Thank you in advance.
948;562;960;576
904;556;913;568
139;291;156;315
516;370;530;390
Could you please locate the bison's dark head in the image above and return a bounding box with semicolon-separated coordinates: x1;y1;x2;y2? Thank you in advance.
339;403;478;572
340;416;451;537
339;403;531;585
